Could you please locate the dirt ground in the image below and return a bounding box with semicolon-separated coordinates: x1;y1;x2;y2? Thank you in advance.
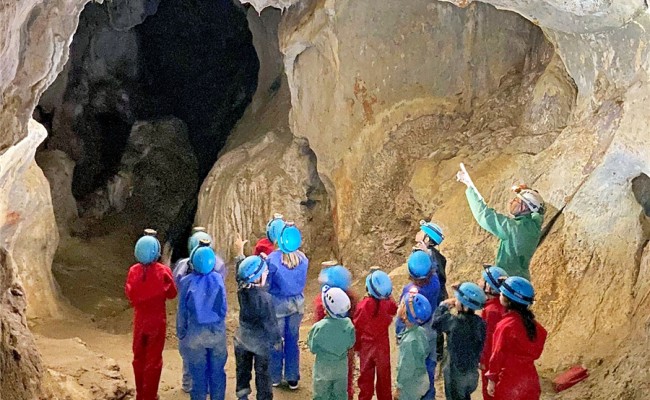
33;218;562;400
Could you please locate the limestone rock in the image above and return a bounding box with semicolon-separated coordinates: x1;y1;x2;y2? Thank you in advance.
36;150;79;237
196;84;334;262
106;0;160;31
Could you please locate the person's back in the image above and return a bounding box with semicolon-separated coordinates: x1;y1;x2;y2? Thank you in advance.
354;295;398;400
397;325;429;400
236;286;280;356
126;231;177;400
176;248;228;400
266;249;308;300
307;316;355;400
395;278;440;335
126;261;177;328
487;313;547;400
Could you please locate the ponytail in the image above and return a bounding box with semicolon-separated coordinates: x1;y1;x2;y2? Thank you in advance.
282;251;304;269
508;301;537;341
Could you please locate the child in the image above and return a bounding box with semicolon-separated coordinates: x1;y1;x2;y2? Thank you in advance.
254;213;285;256
267;222;309;389
125;229;177;400
173;227;226;393
313;262;358;399
353;268;397;400
486;277;547;400
432;282;487;400
307;286;355;400
395;291;432;400
416;220;448;363
176;244;228;400
234;255;281;400
396;249;440;399
479;265;508;400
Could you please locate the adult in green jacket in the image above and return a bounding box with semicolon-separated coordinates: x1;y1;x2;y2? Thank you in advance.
456;163;545;280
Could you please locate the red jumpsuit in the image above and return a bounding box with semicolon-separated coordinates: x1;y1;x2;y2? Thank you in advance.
485;312;547;400
313;290;358;399
353;296;398;400
480;297;506;400
125;262;177;400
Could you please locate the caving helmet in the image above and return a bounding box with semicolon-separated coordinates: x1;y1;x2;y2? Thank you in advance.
237;255;267;284
190;241;217;274
404;291;432;325
407;249;433;280
318;262;352;291
512;185;545;214
366;269;393;299
134;229;161;264
419;220;445;246
482;265;508;293
454;282;487;311
500;276;535;306
266;213;286;243
321;285;351;319
188;227;212;254
278;222;302;253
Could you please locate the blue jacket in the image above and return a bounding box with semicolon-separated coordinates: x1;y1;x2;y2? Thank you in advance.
266;250;309;318
396;276;440;335
176;271;227;348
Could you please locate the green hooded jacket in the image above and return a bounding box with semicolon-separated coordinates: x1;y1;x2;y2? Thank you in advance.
465;187;543;280
397;325;429;400
307;317;355;381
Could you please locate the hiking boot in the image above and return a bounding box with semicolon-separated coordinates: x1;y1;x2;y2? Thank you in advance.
288;381;299;390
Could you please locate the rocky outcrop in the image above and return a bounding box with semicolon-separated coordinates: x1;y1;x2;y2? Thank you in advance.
36;150;80;237
196;8;334;262
239;0;647;398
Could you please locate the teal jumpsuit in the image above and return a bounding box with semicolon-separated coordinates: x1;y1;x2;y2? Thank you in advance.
465;187;543;280
307;317;355;400
397;325;430;400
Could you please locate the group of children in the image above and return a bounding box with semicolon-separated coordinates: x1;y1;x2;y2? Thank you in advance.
124;213;548;400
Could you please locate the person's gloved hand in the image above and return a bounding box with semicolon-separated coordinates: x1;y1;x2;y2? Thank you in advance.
487;380;496;396
456;163;475;188
273;341;283;352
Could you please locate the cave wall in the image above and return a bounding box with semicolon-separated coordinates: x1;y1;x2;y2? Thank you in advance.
228;0;649;398
0;0;90;397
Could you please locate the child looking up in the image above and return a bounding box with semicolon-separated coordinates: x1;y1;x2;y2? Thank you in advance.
125;229;177;400
307;286;355;400
432;282;486;400
395;291;432;400
479;265;508;400
486;277;547;400
234;255;281;400
353;268;397;400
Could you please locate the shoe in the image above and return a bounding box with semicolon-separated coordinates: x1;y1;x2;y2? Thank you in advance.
288;381;299;390
272;382;281;387
181;385;191;393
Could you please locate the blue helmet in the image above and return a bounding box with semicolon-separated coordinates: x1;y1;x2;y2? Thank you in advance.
482;265;508;293
455;282;487;311
405;291;432;325
500;276;535;306
318;264;352;291
419;220;444;245
190;245;217;274
266;213;286;243
134;230;160;264
237;255;267;283
278;222;302;253
407;250;432;279
188;230;212;254
366;270;393;299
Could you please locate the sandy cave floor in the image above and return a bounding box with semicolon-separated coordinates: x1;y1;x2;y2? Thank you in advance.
30;219;563;400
